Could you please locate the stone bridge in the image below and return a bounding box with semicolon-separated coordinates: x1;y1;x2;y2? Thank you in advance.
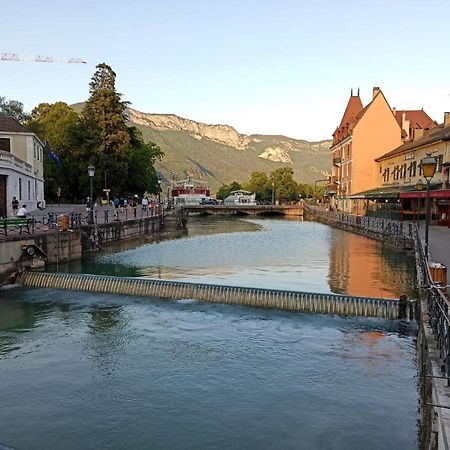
183;204;303;216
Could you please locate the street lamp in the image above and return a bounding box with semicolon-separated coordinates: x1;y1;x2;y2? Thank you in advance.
272;182;275;205
157;176;162;204
88;165;95;224
420;154;437;260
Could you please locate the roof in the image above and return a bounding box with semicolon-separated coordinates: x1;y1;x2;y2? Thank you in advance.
338;95;363;128
376;124;450;161
0;115;29;133
394;110;437;130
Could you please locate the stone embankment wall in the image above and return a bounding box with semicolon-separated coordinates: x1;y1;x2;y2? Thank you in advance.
0;210;186;283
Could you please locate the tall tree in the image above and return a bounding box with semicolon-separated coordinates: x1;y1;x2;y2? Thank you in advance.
81;63;130;157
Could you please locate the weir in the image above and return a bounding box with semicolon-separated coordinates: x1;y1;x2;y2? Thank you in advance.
19;271;416;320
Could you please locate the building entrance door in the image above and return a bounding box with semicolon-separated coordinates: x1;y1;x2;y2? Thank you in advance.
0;175;7;218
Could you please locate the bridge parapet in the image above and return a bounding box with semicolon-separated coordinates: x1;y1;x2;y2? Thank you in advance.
183;204;303;216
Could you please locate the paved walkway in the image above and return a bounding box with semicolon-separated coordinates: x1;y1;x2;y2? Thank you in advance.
416;221;450;271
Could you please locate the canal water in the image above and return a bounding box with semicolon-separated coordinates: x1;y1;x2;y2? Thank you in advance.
0;217;418;449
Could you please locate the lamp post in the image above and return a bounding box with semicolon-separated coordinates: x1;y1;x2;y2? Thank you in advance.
88;165;95;224
157;176;162;204
415;179;425;227
420;154;437;260
272;182;275;205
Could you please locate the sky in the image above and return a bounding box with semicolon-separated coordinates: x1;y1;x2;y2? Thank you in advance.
1;0;450;141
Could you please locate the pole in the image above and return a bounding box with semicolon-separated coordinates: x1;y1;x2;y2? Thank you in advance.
272;182;275;205
425;179;430;260
90;176;94;225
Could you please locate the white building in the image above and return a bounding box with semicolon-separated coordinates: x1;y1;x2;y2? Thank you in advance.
224;190;256;205
0;116;45;217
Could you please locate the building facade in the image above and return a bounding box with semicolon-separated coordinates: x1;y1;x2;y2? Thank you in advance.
0;116;45;217
375;113;450;226
329;88;402;213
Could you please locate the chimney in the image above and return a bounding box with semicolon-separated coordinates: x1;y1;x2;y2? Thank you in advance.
444;112;450;127
373;87;381;99
392;107;396;115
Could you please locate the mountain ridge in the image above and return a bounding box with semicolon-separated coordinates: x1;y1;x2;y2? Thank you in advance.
71;102;331;191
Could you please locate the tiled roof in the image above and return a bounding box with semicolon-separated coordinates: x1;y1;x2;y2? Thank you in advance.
394;110;437;130
338;95;364;128
0;115;29;133
376;124;450;161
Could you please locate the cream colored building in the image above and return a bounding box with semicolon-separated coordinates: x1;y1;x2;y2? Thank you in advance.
0;116;45;217
374;113;450;225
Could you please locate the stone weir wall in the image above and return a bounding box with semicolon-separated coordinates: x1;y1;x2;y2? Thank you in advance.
19;271;417;320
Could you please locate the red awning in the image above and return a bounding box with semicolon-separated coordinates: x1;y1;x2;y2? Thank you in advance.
400;189;450;199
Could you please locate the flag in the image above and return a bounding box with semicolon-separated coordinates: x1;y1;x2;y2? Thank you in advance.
44;141;61;168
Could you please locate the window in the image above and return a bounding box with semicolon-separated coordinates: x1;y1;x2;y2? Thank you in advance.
27;180;31;200
400;164;407;179
0;138;11;152
383;167;390;182
18;178;22;201
408;161;417;177
34;144;37;159
437;154;444;173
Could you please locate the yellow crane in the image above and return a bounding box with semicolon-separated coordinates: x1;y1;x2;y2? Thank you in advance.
1;52;86;64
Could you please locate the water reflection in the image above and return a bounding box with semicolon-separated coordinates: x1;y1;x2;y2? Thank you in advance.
328;231;417;298
85;217;417;299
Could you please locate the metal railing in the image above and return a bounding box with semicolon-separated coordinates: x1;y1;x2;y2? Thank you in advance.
0;206;165;238
308;207;409;239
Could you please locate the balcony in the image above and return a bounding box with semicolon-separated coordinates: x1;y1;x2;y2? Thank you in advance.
0;150;33;174
333;157;342;167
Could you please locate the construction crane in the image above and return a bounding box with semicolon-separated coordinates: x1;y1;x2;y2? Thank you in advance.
1;52;86;64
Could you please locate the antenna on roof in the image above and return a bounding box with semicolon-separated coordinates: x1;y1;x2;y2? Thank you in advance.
351;88;353;96
357;88;360;96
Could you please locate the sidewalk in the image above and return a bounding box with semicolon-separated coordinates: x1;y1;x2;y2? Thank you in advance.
417;221;450;271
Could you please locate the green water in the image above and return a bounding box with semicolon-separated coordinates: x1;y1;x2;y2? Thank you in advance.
0;217;419;449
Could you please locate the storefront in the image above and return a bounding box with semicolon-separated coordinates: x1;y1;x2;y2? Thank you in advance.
400;189;450;227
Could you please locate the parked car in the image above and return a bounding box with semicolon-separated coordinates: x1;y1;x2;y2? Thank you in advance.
200;198;219;205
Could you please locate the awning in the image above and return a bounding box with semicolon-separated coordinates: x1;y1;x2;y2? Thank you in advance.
351;183;442;200
400;189;450;199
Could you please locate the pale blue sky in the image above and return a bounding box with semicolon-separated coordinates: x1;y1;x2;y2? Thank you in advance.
1;0;449;140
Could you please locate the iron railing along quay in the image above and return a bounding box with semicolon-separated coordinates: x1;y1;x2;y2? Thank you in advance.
0;206;165;238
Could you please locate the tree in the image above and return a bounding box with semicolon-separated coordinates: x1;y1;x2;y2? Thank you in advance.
124;127;164;195
216;181;242;200
0;96;30;123
27;102;79;201
81;63;130;158
245;172;272;203
270;167;299;203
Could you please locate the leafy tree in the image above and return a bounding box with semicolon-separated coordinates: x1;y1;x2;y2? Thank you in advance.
270;167;299;203
27;102;79;201
0;96;30;123
216;181;242;200
124;127;164;195
245;172;272;203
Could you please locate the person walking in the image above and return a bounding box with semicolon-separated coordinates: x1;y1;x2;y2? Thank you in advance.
11;196;19;216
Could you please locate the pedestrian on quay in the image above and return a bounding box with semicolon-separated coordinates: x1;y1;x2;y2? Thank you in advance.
17;204;28;218
113;196;120;218
11;196;19;216
142;197;149;210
